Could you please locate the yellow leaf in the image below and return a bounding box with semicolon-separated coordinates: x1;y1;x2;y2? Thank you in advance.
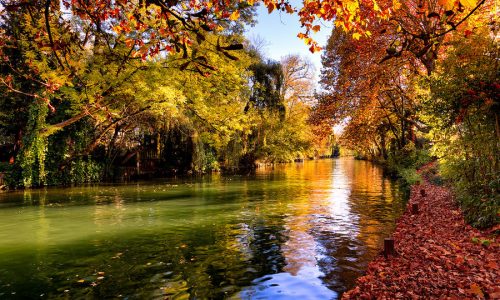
365;30;372;37
346;0;359;14
460;0;476;8
77;279;85;283
229;10;240;21
392;0;402;10
247;0;255;5
353;32;362;40
373;0;381;12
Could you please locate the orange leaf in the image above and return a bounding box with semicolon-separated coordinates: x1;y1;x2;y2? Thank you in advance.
438;0;455;10
309;44;322;53
469;283;484;297
125;39;135;48
267;2;276;14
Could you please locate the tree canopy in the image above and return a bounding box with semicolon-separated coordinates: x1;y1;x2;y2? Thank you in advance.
0;0;496;227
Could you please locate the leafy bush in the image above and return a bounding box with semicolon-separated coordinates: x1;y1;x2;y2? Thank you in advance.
0;162;10;173
384;142;432;186
421;26;499;228
456;188;499;229
398;167;422;185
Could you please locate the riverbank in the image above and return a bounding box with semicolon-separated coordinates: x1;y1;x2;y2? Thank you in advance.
343;165;499;299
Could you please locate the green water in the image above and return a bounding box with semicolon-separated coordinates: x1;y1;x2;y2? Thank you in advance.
0;158;405;299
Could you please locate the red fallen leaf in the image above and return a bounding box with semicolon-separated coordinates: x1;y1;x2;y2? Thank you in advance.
486;261;497;269
454;256;465;265
466;257;477;266
435;245;451;255
343;177;500;300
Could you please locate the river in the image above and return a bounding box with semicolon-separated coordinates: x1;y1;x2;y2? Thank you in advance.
0;158;405;299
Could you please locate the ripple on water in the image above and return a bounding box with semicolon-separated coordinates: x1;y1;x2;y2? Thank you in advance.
237;267;337;300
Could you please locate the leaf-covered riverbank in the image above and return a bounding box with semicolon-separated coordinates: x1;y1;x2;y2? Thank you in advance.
343;167;499;299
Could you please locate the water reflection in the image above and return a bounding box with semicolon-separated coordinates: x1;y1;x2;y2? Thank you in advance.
0;158;404;299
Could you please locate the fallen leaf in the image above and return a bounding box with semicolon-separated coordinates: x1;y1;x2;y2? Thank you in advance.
468;283;484;297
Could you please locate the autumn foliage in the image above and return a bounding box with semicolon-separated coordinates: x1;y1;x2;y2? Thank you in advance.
343;165;499;299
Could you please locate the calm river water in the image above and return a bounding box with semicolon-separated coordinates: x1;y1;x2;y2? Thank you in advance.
0;158;405;299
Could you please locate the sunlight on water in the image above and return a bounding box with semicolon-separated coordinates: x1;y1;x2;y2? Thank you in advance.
0;158;405;299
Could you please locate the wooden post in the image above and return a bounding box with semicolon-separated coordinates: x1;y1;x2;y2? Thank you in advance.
384;238;395;258
411;203;419;214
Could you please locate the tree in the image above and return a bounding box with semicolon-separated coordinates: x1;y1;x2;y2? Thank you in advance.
312;23;423;160
0;0;254;185
421;24;499;227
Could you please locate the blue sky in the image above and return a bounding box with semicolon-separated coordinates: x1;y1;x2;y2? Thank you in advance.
244;3;332;82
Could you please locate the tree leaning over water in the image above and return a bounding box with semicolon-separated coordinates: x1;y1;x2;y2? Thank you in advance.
0;0;330;186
